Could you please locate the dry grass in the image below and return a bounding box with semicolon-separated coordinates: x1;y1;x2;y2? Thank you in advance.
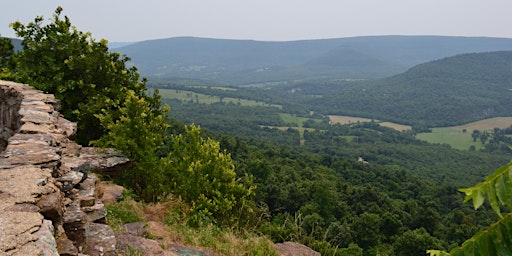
379;122;412;131
451;117;512;132
328;115;412;131
109;196;278;256
328;115;375;124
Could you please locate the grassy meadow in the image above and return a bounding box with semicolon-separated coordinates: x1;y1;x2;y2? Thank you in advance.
158;88;282;109
328;115;412;131
416;128;485;150
417;117;512;150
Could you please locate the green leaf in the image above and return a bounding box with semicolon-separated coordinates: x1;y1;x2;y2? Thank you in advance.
488;182;502;218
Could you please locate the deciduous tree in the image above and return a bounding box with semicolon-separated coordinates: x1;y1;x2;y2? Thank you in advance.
9;7;162;144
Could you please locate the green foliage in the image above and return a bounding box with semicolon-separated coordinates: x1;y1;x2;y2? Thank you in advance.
430;160;512;255
393;228;443;256
92;90;169;202
0;36;15;79
311;51;512;128
105;199;143;231
166;124;255;227
8;7;158;144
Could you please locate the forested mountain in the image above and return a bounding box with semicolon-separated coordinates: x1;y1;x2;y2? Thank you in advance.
117;36;512;84
309;51;512;128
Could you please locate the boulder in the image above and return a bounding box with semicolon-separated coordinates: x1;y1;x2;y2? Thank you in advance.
84;223;117;256
36;191;65;222
121;222;147;236
116;232;169;256
97;181;125;204
274;242;320;256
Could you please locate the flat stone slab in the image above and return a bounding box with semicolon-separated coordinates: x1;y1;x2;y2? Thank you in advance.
0;211;44;253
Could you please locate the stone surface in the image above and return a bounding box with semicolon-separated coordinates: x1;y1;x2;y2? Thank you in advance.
82;200;107;223
57;171;84;193
63;204;87;250
274;242;321;256
37;192;65;222
97;181;125;204
0;81;136;255
116;232;170;256
34;219;59;256
84;223;117;256
0;211;43;253
56;234;79;256
122;222;147;236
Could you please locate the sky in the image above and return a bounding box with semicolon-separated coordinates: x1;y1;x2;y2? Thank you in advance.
1;0;511;42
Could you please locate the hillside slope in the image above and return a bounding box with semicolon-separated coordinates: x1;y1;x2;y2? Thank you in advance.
116;36;512;84
311;51;512;127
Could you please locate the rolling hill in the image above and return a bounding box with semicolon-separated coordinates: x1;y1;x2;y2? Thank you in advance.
309;51;512;128
116;35;512;84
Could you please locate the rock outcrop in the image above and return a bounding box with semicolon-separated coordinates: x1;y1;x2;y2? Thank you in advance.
0;80;130;255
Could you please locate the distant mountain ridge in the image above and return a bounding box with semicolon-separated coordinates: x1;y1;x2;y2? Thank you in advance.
309;51;512;128
115;35;512;84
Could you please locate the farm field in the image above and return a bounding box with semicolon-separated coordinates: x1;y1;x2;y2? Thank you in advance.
157;88;282;109
450;117;512;131
416;128;484;150
416;117;512;150
328;115;412;131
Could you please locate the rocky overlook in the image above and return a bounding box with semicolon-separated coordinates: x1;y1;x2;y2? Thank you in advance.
0;80;320;256
0;80;130;255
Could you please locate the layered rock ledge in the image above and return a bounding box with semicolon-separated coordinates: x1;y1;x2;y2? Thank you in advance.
0;80;130;255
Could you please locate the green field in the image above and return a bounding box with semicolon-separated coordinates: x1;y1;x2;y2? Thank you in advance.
158;88;282;109
277;113;324;145
416;117;512;150
416;128;485;150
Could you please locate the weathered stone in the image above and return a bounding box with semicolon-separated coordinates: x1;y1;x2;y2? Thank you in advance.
82;200;107;223
79;196;96;207
58;117;77;139
97;181;124;204
4;203;40;212
116;232;167;256
57;234;78;256
77;174;98;198
57;171;84;192
37;192;64;222
0;211;43;252
19;109;56;124
63;204;87;250
34;219;59;256
274;242;320;256
0;81;134;255
122;222;147;236
84;223;116;256
3;142;60;166
62;141;81;157
18;122;56;135
0;165;56;204
8;133;57;146
78;147;131;177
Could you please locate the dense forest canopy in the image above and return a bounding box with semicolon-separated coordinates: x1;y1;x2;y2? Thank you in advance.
308;51;512;128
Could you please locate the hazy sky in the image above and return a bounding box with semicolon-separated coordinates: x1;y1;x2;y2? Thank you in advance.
1;0;511;42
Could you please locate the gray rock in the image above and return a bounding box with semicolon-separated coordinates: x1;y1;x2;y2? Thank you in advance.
84;223;116;256
122;222;147;236
63;204;87;250
34;219;59;256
